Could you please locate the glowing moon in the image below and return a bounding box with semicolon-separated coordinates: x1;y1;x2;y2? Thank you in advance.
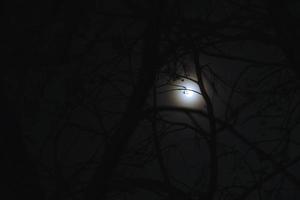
156;75;209;110
183;88;194;97
173;78;205;108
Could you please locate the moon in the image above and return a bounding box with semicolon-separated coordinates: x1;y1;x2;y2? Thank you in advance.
156;74;209;110
175;78;203;107
183;88;194;97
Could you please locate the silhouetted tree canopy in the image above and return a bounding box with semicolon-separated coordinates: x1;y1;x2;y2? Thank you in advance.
2;0;300;199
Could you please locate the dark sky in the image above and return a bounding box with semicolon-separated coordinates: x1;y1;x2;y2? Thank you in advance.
2;0;300;200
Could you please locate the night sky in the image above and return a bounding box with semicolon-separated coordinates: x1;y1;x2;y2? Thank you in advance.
2;0;300;200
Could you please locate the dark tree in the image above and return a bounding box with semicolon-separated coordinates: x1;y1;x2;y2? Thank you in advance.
2;0;300;200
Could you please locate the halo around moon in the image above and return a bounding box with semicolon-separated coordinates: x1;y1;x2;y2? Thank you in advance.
156;76;207;110
172;78;205;109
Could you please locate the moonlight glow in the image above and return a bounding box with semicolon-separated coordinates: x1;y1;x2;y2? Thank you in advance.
183;88;194;97
175;79;203;107
157;74;208;110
